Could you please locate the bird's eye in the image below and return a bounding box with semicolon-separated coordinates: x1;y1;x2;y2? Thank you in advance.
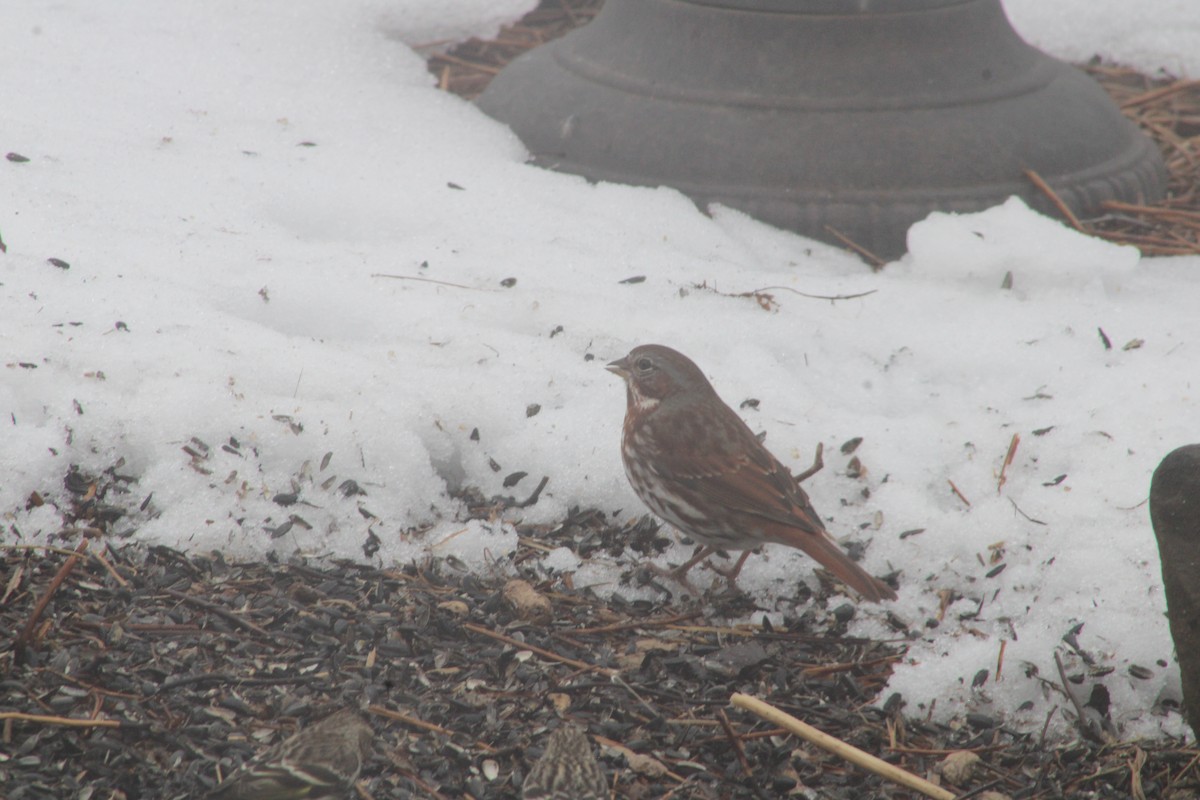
635;357;654;372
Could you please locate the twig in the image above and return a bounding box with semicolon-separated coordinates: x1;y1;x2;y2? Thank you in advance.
160;587;275;638
1037;705;1058;752
800;654;903;678
1;542;129;587
1129;746;1148;800
367;705;498;754
2;542;95;559
689;727;799;746
888;743;1007;756
1008;497;1047;525
370;273;492;291
1165;750;1200;793
996;433;1020;494
823;225;887;268
408;37;460;51
750;285;878;303
14;539;88;666
1120;78;1200;109
610;673;665;719
368;706;452;736
155;673;324;693
427;51;502;75
730;693;957;800
696;281;877;311
93;545;130;587
1095;236;1200;256
665;624;758;638
463;622;615;676
0;711;121;729
46;669;141;700
1053;650;1115;744
571;610;702;634
1101;199;1200;223
716;708;757;786
1023;169;1085;232
664;717;722;728
127;623;204;634
947;479;972;508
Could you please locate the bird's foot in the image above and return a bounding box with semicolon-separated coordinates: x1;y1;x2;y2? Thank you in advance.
646;560;698;592
644;545;717;592
703;548;758;589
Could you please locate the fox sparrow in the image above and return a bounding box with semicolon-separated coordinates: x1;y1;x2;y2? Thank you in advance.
209;709;373;799
522;725;608;800
607;344;896;602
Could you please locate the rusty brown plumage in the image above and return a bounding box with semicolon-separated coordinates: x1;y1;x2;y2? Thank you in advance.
607;344;896;602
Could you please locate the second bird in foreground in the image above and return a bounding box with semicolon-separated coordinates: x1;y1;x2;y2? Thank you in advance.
522;725;609;800
209;708;374;800
607;344;896;602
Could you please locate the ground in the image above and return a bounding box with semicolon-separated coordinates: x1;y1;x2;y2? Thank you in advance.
2;465;1199;798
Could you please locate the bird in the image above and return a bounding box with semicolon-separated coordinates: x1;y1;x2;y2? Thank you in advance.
208;708;374;800
606;343;896;602
522;724;609;800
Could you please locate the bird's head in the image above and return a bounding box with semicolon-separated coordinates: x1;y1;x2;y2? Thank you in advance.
606;344;713;412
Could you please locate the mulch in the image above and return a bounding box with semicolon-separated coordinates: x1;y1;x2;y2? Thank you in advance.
4;3;1200;799
3;463;1200;799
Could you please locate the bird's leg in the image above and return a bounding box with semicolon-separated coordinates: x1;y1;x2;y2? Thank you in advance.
706;549;758;587
648;545;714;589
792;442;825;484
671;545;716;580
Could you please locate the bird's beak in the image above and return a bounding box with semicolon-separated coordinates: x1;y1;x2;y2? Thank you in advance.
605;356;630;378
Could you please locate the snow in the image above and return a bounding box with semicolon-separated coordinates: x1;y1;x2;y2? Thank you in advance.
1005;0;1200;78
3;0;1198;742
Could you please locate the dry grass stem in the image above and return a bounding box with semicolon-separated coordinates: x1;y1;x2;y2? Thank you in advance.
731;693;959;800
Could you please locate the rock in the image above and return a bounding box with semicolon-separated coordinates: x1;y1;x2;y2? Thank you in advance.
503;579;553;622
937;750;981;785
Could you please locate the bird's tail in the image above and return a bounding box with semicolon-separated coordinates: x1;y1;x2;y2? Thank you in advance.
769;523;897;602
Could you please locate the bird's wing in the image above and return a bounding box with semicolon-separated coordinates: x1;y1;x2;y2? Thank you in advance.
648;408;825;534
